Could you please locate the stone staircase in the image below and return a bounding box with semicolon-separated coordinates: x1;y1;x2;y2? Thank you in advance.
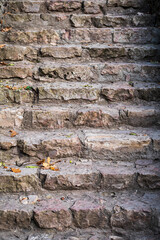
0;0;160;239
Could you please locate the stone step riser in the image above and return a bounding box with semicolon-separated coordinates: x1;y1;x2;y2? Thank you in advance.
0;130;159;164
0;193;159;232
0;162;160;193
1;63;160;83
4;0;151;15
3;28;160;45
0;45;160;64
2;13;156;29
0;83;160;105
0;106;160;130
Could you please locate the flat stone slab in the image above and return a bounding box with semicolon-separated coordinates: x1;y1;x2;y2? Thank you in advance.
0;190;159;232
0;158;159;193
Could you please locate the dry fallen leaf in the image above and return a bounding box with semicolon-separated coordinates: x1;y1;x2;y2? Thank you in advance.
11;168;21;173
36;159;45;165
9;130;18;137
50;166;59;171
1;27;12;32
0;62;8;65
47;157;51;164
0;44;5;48
43;162;50;169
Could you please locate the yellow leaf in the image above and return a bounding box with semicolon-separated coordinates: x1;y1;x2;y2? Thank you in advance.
43;162;50;169
47;157;51;164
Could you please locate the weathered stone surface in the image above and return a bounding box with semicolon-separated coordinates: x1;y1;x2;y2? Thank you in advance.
0;168;40;193
33;199;72;230
0;45;26;61
40;14;71;29
99;166;136;190
47;1;81;12
101;63;160;82
18;131;81;159
0;138;17;150
38;83;101;102
41;160;99;190
39;64;99;82
40;46;82;59
6;29;60;44
0;88;34;105
31;107;73;129
0;107;24;128
70;200;108;228
74;106;119;128
101;82;160;102
114;28;160;44
111;201;152;230
0;208;31;230
67;29;113;44
92;14;155;28
82;130;151;161
137;162;160;189
85;45;126;60
83;1;102;14
107;0;147;8
6;1;45;13
0;66;33;79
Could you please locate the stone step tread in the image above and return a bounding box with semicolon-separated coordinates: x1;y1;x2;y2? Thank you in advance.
0;158;159;192
1;61;160;81
0;189;159;231
0;81;160;105
0;128;159;163
3;27;160;45
1;102;160;129
1;43;160;63
3;13;155;28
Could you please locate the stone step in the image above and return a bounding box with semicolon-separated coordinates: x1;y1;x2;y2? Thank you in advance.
1;44;160;63
0;190;159;234
1;62;160;83
0;159;160;193
0;128;159;164
82;129;160;161
1;103;160;129
5;0;150;15
1;81;160;105
2;13;156;29
0;82;160;105
4;27;160;45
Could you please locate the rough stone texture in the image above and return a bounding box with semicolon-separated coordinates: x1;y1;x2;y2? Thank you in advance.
17;131;82;159
0;0;160;238
0;66;33;79
40;160;100;191
70;200;108;228
0;88;34;105
40;46;82;59
111;201;153;230
113;28;160;44
0;209;31;230
47;1;81;12
0;107;24;128
83;130;152;161
38;83;101;102
0;167;40;193
34;199;72;230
